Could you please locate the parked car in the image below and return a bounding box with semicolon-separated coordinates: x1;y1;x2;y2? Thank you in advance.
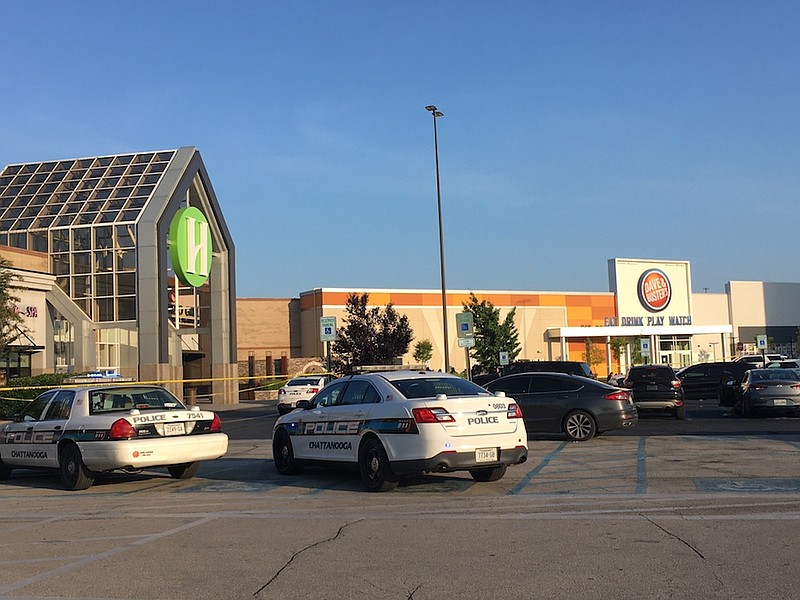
272;371;528;491
736;368;800;416
484;372;637;441
277;375;332;415
623;365;685;419
474;360;593;386
735;354;784;369
765;359;800;369
677;361;753;406
0;385;229;490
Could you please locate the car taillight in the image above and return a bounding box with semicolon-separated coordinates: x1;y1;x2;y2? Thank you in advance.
309;387;319;394
603;391;629;402
412;407;455;423
278;388;285;396
210;414;222;432
109;419;137;440
792;384;800;390
671;379;682;389
507;403;523;419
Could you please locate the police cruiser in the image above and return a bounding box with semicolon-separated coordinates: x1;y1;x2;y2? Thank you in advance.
272;371;528;491
0;385;228;490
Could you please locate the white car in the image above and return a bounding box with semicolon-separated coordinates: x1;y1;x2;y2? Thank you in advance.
0;385;229;490
277;375;332;415
272;371;528;492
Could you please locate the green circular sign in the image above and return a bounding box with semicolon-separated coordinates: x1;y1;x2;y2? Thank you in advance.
169;206;212;287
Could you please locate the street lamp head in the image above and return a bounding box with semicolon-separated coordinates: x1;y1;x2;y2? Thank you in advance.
425;105;444;117
425;105;437;112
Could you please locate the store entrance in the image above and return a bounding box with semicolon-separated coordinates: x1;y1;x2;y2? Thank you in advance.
658;335;692;368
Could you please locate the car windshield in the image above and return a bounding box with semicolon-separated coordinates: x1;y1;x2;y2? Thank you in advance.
627;367;675;383
391;377;491;399
750;369;800;382
288;378;321;387
90;387;185;414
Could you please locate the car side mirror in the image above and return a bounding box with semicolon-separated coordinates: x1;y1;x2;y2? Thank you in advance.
296;400;310;410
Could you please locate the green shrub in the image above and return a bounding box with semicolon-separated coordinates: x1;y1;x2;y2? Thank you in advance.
1;372;78;400
0;398;27;418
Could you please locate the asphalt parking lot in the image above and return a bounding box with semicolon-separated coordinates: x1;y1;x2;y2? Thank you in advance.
2;399;800;599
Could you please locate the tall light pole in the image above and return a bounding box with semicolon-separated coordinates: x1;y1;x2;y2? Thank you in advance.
425;105;450;372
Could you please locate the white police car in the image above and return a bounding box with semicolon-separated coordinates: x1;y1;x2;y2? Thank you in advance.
272;371;528;491
0;385;229;490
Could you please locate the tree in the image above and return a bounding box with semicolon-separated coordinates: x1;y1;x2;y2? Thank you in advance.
413;339;433;366
582;338;605;375
331;293;413;374
462;292;521;373
0;257;24;361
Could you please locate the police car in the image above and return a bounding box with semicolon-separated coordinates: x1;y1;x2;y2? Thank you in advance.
272;371;528;491
0;385;229;490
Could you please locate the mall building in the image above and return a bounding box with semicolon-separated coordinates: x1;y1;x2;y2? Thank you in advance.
239;258;800;377
3;149;798;399
0;148;238;403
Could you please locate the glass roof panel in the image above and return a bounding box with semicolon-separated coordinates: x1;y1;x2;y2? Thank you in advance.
0;149;176;237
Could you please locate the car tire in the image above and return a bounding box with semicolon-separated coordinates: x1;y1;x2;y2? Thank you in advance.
359;437;399;492
59;444;95;491
563;410;596;441
167;462;200;479
273;429;303;475
675;406;686;420
0;456;11;481
469;465;507;482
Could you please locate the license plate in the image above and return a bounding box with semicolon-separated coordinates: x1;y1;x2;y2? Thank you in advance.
163;423;186;436
646;385;658;391
475;447;498;463
773;399;788;406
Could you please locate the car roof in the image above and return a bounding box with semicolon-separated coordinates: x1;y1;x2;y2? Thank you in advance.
360;370;460;382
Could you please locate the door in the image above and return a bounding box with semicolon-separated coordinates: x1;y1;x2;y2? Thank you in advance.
32;390;76;468
291;380;348;461
0;391;57;468
526;375;583;432
320;380;380;463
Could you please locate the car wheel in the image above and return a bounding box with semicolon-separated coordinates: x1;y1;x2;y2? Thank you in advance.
0;456;11;481
167;462;200;479
273;429;303;475
59;444;95;491
675;406;686;420
359;437;399;492
563;410;596;441
469;465;507;482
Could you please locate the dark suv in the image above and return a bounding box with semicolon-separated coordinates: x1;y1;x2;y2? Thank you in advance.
623;365;685;419
677;362;753;406
473;360;593;386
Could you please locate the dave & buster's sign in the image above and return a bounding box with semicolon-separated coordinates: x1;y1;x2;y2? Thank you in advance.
638;269;671;312
607;259;693;327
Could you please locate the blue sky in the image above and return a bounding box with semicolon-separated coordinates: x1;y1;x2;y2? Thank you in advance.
2;2;798;298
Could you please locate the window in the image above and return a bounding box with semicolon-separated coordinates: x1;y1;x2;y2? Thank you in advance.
314;381;347;407
488;376;529;396
340;381;381;405
18;393;55;421
43;390;75;420
528;375;582;393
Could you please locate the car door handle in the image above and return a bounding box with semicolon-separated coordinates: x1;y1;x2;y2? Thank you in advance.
354;411;366;417
555;395;569;399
